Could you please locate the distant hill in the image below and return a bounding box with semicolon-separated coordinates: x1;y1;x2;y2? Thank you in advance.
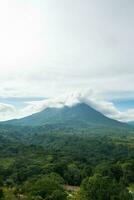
2;103;127;128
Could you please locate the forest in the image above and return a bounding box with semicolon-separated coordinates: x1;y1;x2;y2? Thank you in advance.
0;124;134;199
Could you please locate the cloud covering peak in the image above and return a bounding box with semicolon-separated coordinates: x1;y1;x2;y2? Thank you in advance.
0;1;134;121
0;91;134;122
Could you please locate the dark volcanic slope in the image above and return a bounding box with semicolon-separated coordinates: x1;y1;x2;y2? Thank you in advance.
2;103;126;127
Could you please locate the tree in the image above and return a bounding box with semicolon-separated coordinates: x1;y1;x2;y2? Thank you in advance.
24;173;67;199
79;174;132;200
121;161;134;185
64;163;81;185
95;162;123;181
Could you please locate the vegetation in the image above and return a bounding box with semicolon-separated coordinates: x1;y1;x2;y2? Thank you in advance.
0;124;133;199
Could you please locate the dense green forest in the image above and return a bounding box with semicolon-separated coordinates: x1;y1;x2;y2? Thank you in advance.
0;124;134;199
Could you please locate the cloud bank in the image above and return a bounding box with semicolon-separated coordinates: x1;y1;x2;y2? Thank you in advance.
0;92;134;122
0;1;133;122
0;103;17;121
0;0;134;99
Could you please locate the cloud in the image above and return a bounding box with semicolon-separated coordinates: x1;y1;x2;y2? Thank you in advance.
3;91;132;122
0;1;133;122
0;0;134;98
0;103;17;121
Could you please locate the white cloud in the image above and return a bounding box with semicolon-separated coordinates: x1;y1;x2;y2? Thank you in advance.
0;1;133;122
0;0;133;98
0;91;132;122
0;103;17;121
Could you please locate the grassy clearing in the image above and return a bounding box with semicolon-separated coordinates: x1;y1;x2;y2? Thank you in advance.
64;185;80;200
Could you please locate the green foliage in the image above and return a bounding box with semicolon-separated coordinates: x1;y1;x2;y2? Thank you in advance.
95;162;123;181
23;173;67;199
79;174;132;200
121;161;134;184
0;124;133;199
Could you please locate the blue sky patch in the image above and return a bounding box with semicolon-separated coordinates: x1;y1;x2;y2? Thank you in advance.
112;99;134;111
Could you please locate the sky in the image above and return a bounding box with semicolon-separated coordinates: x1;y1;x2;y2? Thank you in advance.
0;0;134;122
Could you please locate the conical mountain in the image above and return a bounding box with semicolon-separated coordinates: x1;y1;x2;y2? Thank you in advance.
3;103;126;127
